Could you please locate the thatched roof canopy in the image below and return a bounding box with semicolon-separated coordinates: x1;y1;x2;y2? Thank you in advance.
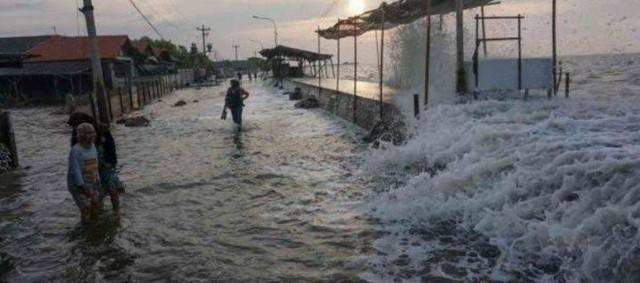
259;45;333;62
317;0;498;40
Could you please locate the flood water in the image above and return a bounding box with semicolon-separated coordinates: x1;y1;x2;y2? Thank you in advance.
0;81;377;282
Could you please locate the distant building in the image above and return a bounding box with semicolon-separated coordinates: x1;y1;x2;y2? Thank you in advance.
0;35;137;104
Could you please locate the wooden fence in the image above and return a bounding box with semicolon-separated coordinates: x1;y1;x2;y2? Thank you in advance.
105;75;175;121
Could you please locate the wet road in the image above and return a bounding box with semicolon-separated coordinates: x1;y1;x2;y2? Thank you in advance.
0;81;376;282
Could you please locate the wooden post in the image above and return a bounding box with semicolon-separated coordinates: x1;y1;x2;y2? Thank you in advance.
0;111;19;169
481;6;488;56
128;79;134;111
413;94;420;118
136;82;142;108
517;14;522;90
425;0;432;107
353;33;358;123
318;26;322;96
107;89;114;121
552;0;558;95
330;58;336;79
475;15;480;89
118;87;124;115
379;2;385;121
565;72;570;98
337;19;341;94
144;82;149;104
455;0;466;95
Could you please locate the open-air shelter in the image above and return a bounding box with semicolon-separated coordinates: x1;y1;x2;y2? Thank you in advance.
259;45;334;78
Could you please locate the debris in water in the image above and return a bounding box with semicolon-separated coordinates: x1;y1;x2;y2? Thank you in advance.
118;116;150;127
294;97;319;109
173;100;187;107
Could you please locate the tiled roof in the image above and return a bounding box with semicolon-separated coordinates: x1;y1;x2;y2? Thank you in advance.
27;35;131;62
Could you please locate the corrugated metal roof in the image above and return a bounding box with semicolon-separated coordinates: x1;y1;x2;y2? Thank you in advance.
318;0;497;40
259;45;332;62
0;36;52;54
0;61;91;76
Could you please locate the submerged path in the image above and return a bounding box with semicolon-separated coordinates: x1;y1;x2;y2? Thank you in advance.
0;81;377;282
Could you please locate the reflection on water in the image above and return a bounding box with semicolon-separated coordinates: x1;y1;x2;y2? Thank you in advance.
0;82;373;282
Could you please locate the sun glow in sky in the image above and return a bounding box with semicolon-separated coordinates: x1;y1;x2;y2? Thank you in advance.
348;0;366;14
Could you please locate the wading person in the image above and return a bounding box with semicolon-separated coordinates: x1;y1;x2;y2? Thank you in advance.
67;123;100;224
222;79;250;130
96;125;124;219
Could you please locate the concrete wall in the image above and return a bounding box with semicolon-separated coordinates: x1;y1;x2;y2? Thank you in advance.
282;79;401;131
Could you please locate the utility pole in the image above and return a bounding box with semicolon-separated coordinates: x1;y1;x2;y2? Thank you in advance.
80;0;110;125
196;25;211;57
233;44;240;61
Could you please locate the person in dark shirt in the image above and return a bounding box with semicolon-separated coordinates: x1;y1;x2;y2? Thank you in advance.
223;79;250;129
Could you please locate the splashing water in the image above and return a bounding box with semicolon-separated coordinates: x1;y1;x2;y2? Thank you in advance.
362;11;640;281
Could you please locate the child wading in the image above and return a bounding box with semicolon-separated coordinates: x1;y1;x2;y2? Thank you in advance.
67;123;101;224
222;79;250;130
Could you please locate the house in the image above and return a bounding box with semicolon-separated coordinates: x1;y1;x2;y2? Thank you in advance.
0;35;138;104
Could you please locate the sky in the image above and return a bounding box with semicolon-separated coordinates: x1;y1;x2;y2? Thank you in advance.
0;0;638;64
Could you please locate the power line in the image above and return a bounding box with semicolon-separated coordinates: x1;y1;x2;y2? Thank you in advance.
128;0;164;39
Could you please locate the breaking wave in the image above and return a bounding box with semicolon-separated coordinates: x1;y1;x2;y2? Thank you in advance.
363;10;640;282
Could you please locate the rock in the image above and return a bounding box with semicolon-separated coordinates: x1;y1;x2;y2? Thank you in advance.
192;100;199;103
294;97;319;109
173;100;187;107
288;87;303;100
122;116;150;127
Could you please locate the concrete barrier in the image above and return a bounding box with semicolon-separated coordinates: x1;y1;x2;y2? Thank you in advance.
282;79;402;131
